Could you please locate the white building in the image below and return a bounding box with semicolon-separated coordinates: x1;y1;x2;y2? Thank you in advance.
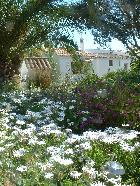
51;48;131;80
20;57;51;87
86;49;131;76
20;45;131;84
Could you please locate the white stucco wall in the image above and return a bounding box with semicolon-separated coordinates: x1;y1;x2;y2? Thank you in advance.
42;49;132;81
55;56;131;80
91;57;131;77
57;56;72;80
19;61;28;80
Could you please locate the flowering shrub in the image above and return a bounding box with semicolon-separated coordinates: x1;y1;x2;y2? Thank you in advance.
0;89;140;185
103;70;140;129
54;72;140;132
56;79;122;132
103;70;140;93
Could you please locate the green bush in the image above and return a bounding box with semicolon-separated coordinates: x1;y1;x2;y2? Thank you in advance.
0;85;140;186
53;71;140;132
103;70;140;93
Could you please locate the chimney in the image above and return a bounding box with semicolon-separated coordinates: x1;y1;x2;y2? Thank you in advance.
80;37;84;51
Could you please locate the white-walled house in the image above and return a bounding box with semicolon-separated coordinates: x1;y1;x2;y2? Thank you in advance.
51;48;131;79
88;50;131;77
19;48;131;85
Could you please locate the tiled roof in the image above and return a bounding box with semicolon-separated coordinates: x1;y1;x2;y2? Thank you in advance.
93;53;130;59
78;50;95;58
25;58;51;70
44;48;130;59
54;48;129;59
54;48;95;58
54;48;71;56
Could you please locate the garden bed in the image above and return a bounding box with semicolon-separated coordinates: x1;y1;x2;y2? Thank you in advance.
0;89;140;185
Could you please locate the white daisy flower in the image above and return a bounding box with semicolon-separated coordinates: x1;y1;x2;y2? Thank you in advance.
70;171;82;179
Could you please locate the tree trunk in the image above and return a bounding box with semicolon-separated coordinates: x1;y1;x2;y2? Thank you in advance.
0;55;21;83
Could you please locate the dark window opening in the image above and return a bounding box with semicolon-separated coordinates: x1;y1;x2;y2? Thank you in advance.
119;60;121;66
109;60;113;66
124;63;128;70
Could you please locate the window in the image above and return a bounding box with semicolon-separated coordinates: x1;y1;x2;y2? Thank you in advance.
119;60;121;66
109;60;113;66
124;63;128;70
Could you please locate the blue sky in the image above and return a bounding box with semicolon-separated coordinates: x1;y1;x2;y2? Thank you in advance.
73;30;126;51
62;0;127;51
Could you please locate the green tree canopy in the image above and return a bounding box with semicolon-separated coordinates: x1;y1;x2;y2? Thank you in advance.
1;0;140;82
0;0;86;81
72;0;140;57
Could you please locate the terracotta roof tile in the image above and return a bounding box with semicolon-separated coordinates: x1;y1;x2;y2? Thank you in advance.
25;58;51;70
54;48;71;56
54;48;95;58
45;48;130;59
78;50;95;58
